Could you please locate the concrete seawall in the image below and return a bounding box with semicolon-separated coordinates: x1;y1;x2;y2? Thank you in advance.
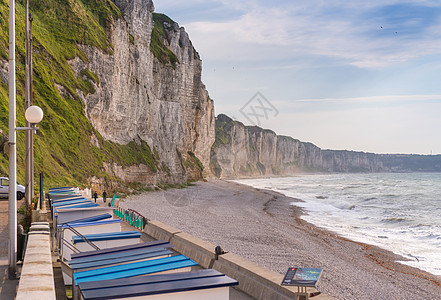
145;220;336;300
16;223;56;300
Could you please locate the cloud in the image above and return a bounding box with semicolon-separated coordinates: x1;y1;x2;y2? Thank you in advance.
294;94;441;104
244;98;441;154
183;1;441;68
186;8;293;45
272;94;441;117
163;0;441;154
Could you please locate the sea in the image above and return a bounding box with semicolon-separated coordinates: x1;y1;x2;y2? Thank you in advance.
234;173;441;276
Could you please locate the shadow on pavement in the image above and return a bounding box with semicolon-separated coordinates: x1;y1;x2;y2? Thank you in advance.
0;257;20;299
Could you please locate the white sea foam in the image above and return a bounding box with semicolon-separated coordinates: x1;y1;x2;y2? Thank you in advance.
234;173;441;276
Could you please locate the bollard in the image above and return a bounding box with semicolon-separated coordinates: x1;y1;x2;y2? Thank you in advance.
39;173;43;210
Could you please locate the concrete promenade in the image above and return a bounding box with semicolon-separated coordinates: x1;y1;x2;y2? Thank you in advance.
0;257;20;299
0;198;23;299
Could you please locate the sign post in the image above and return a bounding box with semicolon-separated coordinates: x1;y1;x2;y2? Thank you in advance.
281;267;323;300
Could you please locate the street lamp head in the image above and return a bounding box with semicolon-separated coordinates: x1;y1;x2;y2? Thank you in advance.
25;105;43;124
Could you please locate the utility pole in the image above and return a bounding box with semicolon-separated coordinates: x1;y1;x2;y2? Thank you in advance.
30;12;35;202
8;0;18;279
25;0;31;209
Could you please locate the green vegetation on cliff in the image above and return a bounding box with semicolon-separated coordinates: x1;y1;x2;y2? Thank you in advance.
212;114;235;147
150;13;179;68
209;114;240;177
0;0;161;188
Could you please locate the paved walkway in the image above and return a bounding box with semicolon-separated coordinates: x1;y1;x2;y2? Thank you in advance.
0;198;25;300
0;257;21;299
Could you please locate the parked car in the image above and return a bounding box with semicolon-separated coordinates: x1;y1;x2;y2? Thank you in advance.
0;177;25;200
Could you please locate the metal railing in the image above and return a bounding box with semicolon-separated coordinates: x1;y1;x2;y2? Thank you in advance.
113;207;149;231
57;223;100;260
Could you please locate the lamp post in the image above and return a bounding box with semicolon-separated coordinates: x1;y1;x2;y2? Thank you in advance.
9;0;43;279
8;0;17;279
25;0;31;210
25;0;35;208
9;0;43;278
8;106;43;279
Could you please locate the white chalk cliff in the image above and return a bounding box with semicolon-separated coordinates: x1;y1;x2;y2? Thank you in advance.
211;114;441;178
68;0;215;184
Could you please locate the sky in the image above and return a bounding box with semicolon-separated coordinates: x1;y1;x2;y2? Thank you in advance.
153;0;441;154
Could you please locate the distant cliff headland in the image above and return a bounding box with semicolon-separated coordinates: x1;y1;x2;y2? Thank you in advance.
210;114;441;178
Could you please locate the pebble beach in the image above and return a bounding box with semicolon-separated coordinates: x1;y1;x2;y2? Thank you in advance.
120;179;441;300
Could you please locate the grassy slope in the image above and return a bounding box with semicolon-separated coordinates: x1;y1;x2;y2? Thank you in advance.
150;13;179;68
0;0;161;190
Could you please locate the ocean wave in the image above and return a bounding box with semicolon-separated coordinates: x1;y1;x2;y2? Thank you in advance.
342;185;360;189
381;217;407;223
419;233;441;240
363;197;377;201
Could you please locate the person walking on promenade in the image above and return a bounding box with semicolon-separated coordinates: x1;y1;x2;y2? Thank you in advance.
103;191;107;203
93;191;98;203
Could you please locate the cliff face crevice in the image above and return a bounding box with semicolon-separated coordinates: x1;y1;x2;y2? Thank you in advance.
68;0;215;184
211;114;441;178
